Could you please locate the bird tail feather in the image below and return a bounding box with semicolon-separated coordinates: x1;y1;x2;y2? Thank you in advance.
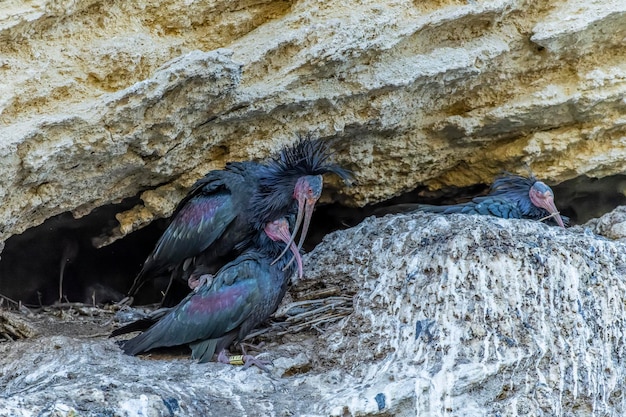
190;339;218;363
120;314;178;356
110;318;157;338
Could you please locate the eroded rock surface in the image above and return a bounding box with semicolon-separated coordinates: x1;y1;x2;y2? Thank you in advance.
2;213;626;416
582;205;626;241
2;0;626;244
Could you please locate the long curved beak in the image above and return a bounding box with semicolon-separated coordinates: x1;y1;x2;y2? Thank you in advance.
538;197;565;228
271;198;304;265
529;183;565;228
282;197;316;271
272;174;323;265
296;198;316;250
270;219;303;280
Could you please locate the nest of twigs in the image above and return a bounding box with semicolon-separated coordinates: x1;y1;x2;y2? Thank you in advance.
245;283;355;342
0;279;355;347
0;294;38;341
0;310;38;341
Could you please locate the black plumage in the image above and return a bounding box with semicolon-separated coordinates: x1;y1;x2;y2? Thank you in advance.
382;174;566;227
127;137;351;299
118;217;301;364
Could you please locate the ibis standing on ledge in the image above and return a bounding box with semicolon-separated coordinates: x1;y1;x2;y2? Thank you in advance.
127;137;351;300
116;217;302;369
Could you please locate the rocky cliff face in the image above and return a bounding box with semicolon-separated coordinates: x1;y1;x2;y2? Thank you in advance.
2;2;626;415
2;212;626;416
1;0;625;243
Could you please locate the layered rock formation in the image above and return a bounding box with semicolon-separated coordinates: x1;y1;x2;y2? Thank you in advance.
2;1;626;414
1;0;625;244
581;205;626;241
2;212;626;415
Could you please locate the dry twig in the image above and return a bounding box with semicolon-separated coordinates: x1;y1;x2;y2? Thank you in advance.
245;289;355;342
0;310;38;341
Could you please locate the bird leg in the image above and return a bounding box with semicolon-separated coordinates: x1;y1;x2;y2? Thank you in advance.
188;272;214;292
240;354;271;372
216;346;271;372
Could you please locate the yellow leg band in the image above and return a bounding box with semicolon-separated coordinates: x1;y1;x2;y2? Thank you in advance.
228;355;245;366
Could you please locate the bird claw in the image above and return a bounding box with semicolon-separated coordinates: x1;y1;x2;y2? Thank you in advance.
188;273;213;292
241;354;272;372
216;348;272;372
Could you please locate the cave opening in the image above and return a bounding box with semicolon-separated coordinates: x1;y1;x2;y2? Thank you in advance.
1;174;624;307
0;197;168;307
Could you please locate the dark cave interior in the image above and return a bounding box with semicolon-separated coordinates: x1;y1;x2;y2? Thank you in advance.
1;174;624;307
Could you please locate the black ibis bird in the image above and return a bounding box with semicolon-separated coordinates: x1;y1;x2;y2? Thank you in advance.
117;217;302;368
380;174;566;227
126;136;351;300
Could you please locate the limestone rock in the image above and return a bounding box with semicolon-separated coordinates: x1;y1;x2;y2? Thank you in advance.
1;0;626;243
1;213;626;415
304;213;626;415
581;205;626;241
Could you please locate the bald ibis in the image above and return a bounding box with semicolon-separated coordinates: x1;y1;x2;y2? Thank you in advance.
382;174;566;227
127;137;350;300
118;217;302;366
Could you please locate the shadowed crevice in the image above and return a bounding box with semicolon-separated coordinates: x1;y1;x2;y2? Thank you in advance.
0;197;167;306
306;174;626;250
1;174;624;306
